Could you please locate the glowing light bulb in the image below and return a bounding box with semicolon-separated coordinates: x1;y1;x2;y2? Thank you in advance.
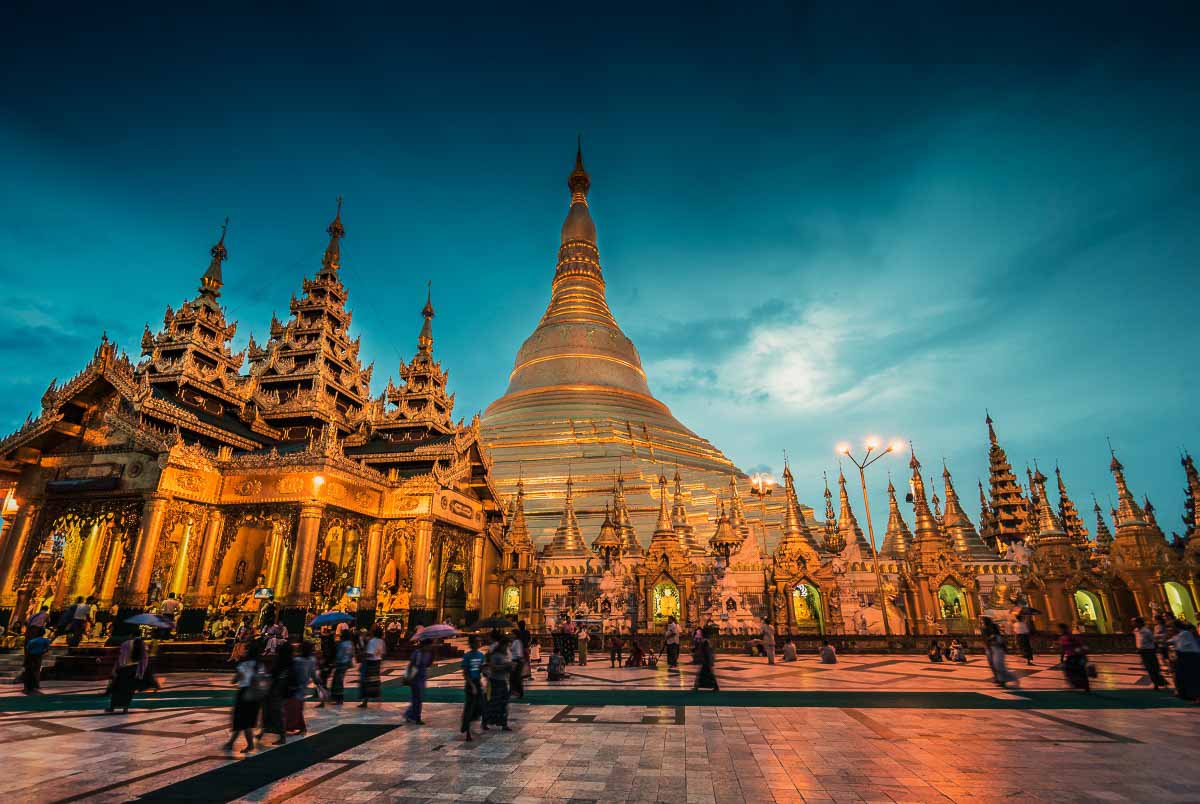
313;475;326;489
865;436;880;450
836;442;851;455
890;440;906;453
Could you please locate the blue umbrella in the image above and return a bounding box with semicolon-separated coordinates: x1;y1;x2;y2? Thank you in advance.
125;613;175;629
309;611;356;628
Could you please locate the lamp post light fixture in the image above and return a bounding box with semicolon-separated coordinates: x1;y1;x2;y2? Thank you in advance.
837;438;905;637
749;472;776;624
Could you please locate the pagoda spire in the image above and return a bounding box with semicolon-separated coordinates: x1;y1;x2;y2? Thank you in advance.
505;477;533;550
671;467;702;554
198;217;228;303
977;479;999;552
320;196;344;276
941;463;990;558
777;460;818;555
1183;452;1200;539
1030;466;1068;546
592;503;621;563
1109;450;1147;526
836;468;867;553
418;281;434;355
546;470;589;556
822;472;843;553
612;471;642;556
880;476;913;559
728;473;751;540
1055;465;1091;551
649;471;684;556
908;446;953;565
1092;495;1114;553
985;413;1032;546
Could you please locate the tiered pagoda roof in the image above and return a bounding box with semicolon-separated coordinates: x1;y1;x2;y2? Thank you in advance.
985;414;1032;546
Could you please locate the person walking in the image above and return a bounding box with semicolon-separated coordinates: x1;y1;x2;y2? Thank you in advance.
482;634;513;731
1168;620;1200;701
317;626;336;698
1056;623;1090;692
225;642;266;753
358;626;386;708
693;633;719;691
258;641;291;746
1132;617;1168;690
1013;613;1034;665
509;628;526;699
331;629;354;705
288;641;319;734
106;637;148;714
980;616;1001;680
460;635;485;741
22;632;50;694
404;638;433;724
989;630;1016;688
608;631;624;668
1154;614;1174;674
576;623;589;666
759;619;776;665
516;620;534;680
664;616;681;668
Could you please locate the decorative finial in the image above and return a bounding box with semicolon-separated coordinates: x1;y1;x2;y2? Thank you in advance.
321;197;345;274
199;217;229;298
568;139;590;203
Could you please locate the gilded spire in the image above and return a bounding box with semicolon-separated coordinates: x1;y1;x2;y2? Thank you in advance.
708;497;740;558
908;446;952;563
1109;449;1147;525
728;473;751;540
1030;466;1067;545
836;469;867;552
505;477;532;549
880;477;913;559
418;281;434;355
777;459;817;555
941;463;990;558
671;467;702;554
568;136;590;205
198;217;228;302
612;471;642;556
592;503;621;558
655;472;673;533
1055;465;1091;550
977;479;999;552
546;469;589;557
320;196;344;276
985;413;1032;546
649;472;684;556
822;472;842;553
1092;496;1114;552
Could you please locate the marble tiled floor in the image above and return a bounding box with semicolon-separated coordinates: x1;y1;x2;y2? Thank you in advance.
1;654;1195;803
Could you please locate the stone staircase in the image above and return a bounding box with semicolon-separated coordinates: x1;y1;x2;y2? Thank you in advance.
0;647;65;682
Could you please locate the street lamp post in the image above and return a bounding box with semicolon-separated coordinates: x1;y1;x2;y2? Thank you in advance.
837;438;904;639
749;473;775;625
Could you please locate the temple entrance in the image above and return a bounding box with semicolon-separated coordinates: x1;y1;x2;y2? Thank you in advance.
1164;581;1197;624
1073;589;1109;633
652;580;680;623
312;518;364;612
937;583;968;631
377;523;414;615
791;583;823;634
442;569;467;624
434;527;472;626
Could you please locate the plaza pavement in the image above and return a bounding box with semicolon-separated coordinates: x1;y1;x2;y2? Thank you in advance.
0;653;1194;803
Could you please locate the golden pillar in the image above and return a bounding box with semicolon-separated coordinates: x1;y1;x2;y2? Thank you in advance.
97;532;126;606
0;500;40;607
410;519;434;610
285;502;324;607
191;510;225;606
361;520;384;609
467;534;485;613
122;494;172;607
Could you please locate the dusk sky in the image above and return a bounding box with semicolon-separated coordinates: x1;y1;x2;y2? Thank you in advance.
3;4;1198;539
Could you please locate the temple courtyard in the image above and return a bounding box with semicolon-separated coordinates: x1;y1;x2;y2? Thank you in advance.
0;654;1196;803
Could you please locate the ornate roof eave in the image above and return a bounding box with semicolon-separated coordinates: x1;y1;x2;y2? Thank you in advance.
136;396;264;452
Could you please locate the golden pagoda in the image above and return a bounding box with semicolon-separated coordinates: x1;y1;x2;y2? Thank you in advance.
481;146;765;549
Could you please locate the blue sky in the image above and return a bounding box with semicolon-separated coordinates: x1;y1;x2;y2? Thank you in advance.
2;3;1198;539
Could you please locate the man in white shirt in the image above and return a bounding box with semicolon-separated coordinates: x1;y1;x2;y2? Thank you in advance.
1132;616;1167;689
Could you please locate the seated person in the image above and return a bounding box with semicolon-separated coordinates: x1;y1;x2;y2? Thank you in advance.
782;638;798;662
547;648;567;681
948;638;967;663
927;640;943;662
627;639;645;667
818;640;838;664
